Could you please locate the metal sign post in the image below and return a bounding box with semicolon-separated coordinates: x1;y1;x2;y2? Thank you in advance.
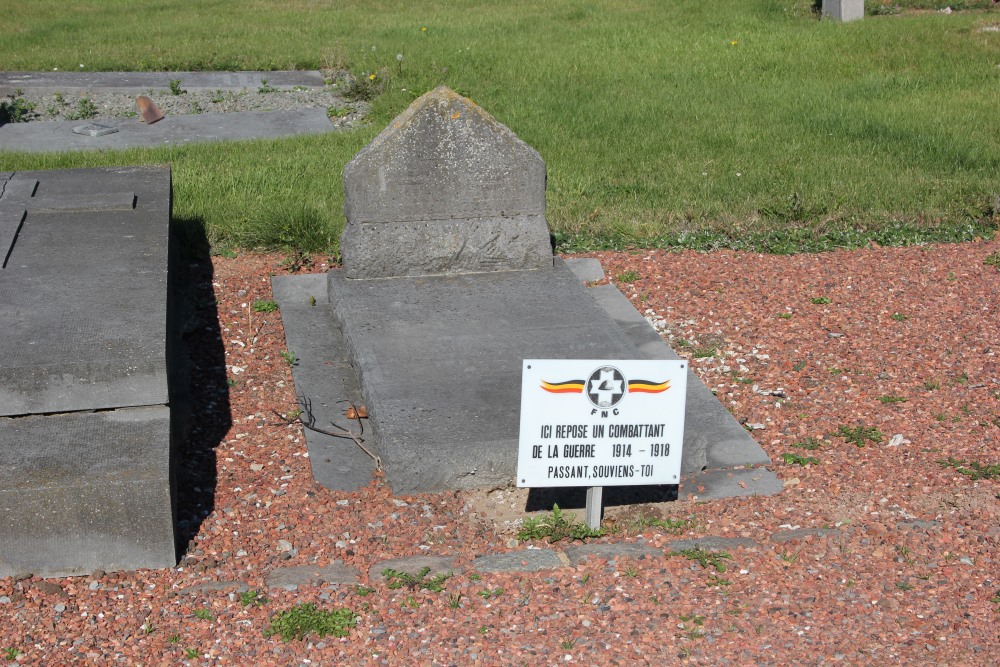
585;486;603;531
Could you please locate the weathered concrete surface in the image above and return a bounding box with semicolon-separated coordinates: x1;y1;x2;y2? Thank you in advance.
271;274;376;491
0;109;335;154
471;550;565;573
562;542;661;566
0;167;171;416
265;561;360;591
821;0;864;22
0;407;176;577
0;70;325;96
328;260;642;493
340;86;552;278
0;166;178;577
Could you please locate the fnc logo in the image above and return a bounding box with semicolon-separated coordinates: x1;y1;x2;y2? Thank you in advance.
541;365;670;411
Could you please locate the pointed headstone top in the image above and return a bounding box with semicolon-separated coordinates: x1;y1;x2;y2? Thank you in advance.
340;87;552;278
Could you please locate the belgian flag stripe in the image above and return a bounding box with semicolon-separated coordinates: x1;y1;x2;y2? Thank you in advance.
541;379;586;394
627;379;670;393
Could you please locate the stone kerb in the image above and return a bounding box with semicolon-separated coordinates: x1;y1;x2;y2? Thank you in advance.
340;86;553;279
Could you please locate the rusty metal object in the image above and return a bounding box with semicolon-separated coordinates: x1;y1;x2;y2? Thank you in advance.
135;95;164;124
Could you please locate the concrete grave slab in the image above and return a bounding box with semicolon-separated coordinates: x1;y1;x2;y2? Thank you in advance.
0;167;171;416
0;109;336;154
277;262;778;498
340;86;552;279
270;274;376;491
328;260;643;493
0;407;176;577
0;165;179;578
0;70;326;96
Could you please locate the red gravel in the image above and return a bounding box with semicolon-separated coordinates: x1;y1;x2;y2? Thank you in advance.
1;240;997;666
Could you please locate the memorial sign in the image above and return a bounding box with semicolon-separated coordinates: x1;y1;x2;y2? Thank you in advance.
517;359;687;488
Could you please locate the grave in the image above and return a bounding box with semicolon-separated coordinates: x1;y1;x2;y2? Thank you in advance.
275;87;779;499
822;0;864;22
0;166;180;578
0;70;342;153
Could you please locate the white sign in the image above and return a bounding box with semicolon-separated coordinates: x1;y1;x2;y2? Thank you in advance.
517;359;687;487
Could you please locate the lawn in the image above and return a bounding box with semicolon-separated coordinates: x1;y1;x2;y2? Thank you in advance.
1;0;998;253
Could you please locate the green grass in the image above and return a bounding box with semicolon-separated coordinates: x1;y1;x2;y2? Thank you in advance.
252;299;279;313
672;547;732;573
382;566;452;593
263;603;357;642
2;0;998;253
835;424;884;447
518;504;603;543
938;457;1000;480
781;452;821;465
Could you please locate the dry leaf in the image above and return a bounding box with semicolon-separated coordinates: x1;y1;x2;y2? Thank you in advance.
345;405;368;419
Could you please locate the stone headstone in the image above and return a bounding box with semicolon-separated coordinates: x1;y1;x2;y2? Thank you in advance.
0;166;180;578
822;0;864;22
339;86;552;279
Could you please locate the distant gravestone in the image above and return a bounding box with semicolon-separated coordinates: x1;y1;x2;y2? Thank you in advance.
339;86;552;279
822;0;864;22
0;166;180;578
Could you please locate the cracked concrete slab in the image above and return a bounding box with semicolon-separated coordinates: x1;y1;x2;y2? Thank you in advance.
0;166;179;578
